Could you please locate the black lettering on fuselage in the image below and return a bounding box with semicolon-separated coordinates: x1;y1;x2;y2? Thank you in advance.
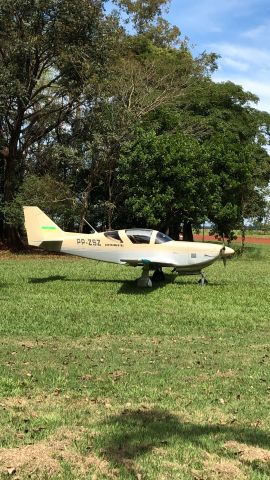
77;238;101;246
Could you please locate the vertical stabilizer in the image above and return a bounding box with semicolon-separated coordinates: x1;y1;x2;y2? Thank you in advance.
23;206;64;246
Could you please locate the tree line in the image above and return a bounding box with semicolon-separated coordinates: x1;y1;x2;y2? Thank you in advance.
0;0;270;248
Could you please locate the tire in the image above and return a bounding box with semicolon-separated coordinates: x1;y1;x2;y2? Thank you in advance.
152;270;165;282
198;278;208;286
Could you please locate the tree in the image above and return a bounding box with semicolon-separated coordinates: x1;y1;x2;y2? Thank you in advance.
252;196;270;233
117;129;220;239
195;83;270;239
113;0;171;34
0;0;119;247
168;78;270;239
4;173;78;232
1;0;269;248
56;30;209;231
116;78;270;240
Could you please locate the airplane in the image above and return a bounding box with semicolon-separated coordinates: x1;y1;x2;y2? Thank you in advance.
23;206;235;287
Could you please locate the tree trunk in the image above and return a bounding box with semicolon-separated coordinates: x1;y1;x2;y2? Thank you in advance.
241;223;246;252
0;157;5;241
2;106;25;249
3;152;24;250
3;224;23;250
183;220;193;241
79;182;92;232
159;218;181;240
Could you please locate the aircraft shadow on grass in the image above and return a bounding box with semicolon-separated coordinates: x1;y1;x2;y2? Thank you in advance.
28;275;223;294
98;408;270;477
29;275;66;283
28;275;172;295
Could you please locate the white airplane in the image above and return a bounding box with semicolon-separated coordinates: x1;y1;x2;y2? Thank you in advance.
23;207;234;287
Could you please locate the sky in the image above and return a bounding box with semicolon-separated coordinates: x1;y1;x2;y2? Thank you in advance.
165;0;270;113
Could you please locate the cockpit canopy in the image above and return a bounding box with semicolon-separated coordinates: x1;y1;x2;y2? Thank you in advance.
104;228;173;244
125;229;152;244
104;231;122;242
155;232;172;244
125;229;172;244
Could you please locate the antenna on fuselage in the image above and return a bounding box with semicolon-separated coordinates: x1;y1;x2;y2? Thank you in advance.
83;218;97;234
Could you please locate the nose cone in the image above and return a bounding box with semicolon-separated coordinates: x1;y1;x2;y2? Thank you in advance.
224;246;235;256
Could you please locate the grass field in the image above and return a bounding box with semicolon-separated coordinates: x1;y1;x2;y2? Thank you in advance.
0;245;270;479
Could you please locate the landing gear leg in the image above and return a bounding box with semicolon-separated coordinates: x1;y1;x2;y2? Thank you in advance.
198;271;208;286
152;268;165;283
137;264;152;288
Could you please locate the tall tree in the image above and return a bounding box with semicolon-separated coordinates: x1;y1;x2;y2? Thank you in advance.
0;0;119;247
117;129;220;239
66;32;217;231
116;79;270;240
185;81;270;238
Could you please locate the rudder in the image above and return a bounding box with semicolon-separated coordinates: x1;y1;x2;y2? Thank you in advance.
23;206;64;246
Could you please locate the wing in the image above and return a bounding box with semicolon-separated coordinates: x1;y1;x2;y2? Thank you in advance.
120;258;177;268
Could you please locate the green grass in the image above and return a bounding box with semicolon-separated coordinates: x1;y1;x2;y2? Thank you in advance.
0;246;270;479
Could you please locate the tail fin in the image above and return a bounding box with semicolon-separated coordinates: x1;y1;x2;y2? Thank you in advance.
23;206;65;246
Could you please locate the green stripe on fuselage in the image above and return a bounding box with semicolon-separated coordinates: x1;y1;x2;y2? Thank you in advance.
41;226;57;230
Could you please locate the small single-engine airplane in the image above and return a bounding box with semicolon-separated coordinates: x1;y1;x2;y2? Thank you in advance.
23;207;234;287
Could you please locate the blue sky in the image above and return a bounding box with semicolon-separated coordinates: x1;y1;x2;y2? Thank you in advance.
165;0;270;113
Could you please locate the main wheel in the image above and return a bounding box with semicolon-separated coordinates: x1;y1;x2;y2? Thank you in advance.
152;269;165;283
198;278;208;286
137;277;152;288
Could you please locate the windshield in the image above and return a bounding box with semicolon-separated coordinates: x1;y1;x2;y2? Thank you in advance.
155;232;172;244
104;231;122;242
125;229;152;244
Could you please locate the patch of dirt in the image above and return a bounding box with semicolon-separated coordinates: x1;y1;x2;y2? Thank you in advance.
215;369;236;379
0;393;108;424
225;441;270;463
194;234;270;244
193;454;245;480
195;370;236;382
205;460;244;479
1;393;65;413
162;460;185;471
0;396;30;409
0;427;117;479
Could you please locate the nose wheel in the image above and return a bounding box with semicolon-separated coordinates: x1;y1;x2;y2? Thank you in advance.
198;272;208;286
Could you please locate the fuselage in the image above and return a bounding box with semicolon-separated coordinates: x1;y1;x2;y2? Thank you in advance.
43;228;234;272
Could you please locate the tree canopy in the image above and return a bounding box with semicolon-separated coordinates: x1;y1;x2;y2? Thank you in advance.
0;0;269;247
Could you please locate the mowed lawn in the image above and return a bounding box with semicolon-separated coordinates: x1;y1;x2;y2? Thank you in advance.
0;245;269;479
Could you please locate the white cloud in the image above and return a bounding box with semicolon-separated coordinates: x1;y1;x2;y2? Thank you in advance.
222;57;249;72
242;25;265;39
209;44;270;103
167;1;270;114
241;21;270;40
212;47;270;113
213;73;270;112
211;43;270;67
